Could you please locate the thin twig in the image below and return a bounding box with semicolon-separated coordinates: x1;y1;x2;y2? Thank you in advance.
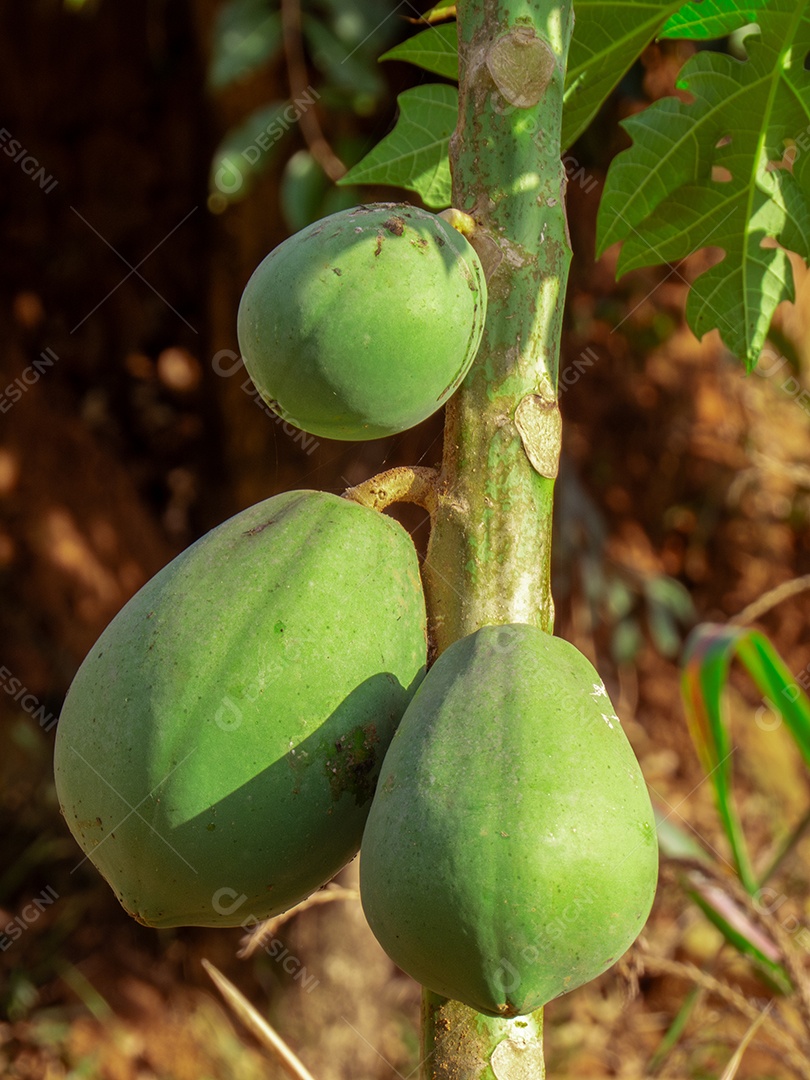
202;959;318;1080
729;574;810;627
280;0;346;181
238;885;360;959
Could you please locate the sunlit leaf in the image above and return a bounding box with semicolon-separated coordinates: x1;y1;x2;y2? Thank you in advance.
380;23;458;80
597;0;810;367
660;0;771;40
562;0;683;150
338;84;457;208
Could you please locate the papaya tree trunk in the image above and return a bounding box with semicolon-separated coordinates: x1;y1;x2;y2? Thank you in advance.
419;0;573;1075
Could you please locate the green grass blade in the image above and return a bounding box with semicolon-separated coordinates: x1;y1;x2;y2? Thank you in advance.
681;622;810;896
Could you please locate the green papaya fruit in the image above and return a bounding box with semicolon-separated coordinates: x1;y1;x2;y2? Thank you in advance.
54;490;426;928
237;202;487;441
360;624;658;1017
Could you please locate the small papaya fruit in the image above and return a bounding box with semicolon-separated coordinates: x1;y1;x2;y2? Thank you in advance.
54;490;426;928
360;624;658;1017
237;203;487;441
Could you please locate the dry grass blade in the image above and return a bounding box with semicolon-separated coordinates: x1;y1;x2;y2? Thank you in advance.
719;1002;772;1080
202;958;318;1080
238;885;360;958
642;956;809;1078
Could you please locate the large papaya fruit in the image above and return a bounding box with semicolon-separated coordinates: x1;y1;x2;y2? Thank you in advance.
54;491;426;928
237;202;487;441
360;624;658;1017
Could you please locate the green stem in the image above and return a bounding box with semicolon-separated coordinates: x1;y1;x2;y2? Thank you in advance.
420;0;573;1075
421;993;544;1079
423;0;573;658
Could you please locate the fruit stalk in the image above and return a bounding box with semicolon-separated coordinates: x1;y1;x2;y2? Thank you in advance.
419;0;573;1075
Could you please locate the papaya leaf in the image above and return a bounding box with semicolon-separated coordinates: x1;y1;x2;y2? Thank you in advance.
562;0;685;150
337;84;457;208
660;0;772;40
380;23;458;80
366;0;770;190
208;0;282;91
680;621;810;894
597;0;810;368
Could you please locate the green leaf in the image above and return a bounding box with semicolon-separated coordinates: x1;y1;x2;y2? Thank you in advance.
338;84;457;208
660;0;771;40
380;23;459;80
597;0;810;367
358;0;779;195
208;0;282;91
680;621;810;894
562;0;684;151
686;876;792;993
654;801;793;991
209;101;291;206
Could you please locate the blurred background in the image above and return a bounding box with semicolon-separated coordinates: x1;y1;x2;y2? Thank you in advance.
3;1;810;1076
